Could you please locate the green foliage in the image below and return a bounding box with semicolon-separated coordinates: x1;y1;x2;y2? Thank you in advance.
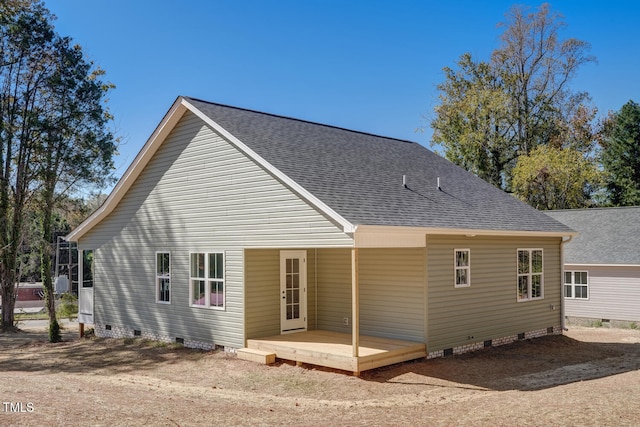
431;3;598;199
57;292;78;321
0;0;117;329
432;54;512;188
0;0;56;330
512;145;602;210
600;100;640;206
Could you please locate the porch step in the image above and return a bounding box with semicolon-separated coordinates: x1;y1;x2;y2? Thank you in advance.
237;348;276;365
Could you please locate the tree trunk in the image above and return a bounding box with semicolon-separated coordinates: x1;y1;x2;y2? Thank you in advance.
0;280;17;331
0;200;22;332
40;189;60;342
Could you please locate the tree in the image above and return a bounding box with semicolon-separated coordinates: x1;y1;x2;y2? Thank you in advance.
492;3;595;156
511;104;605;208
431;3;597;194
600;100;640;206
432;54;512;188
512;145;601;210
36;36;116;342
0;1;116;336
0;0;57;331
14;194;96;290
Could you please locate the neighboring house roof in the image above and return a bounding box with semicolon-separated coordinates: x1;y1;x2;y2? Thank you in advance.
68;96;573;241
546;207;640;265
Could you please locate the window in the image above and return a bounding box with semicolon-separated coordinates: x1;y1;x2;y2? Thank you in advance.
82;249;94;288
517;249;543;301
156;252;170;303
454;249;470;287
564;271;588;299
190;252;225;309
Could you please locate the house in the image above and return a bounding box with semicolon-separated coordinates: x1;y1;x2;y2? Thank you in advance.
66;96;574;374
546;207;640;327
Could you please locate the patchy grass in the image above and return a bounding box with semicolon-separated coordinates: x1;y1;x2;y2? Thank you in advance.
14;312;49;321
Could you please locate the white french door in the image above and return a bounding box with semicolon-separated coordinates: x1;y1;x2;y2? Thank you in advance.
280;250;307;333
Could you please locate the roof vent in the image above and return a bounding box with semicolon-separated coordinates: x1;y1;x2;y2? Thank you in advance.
403;174;407;188
437;177;441;191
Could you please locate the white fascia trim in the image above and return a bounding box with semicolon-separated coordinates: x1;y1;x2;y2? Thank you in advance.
182;98;356;234
355;224;576;239
564;263;640;268
66;98;189;242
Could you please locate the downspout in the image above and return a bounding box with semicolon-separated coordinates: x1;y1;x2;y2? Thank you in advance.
560;236;573;332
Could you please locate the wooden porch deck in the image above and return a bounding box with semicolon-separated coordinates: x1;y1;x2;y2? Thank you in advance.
246;330;426;374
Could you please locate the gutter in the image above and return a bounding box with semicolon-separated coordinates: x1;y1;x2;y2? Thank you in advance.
560;235;573;331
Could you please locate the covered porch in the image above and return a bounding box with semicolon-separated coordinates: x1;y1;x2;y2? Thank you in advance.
245;330;426;375
243;246;428;374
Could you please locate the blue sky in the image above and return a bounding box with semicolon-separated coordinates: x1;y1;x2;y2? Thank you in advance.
47;1;639;182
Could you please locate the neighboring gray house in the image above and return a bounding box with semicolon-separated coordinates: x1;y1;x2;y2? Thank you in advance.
67;96;574;374
547;207;640;326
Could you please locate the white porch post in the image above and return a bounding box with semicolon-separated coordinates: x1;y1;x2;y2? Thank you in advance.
351;248;359;357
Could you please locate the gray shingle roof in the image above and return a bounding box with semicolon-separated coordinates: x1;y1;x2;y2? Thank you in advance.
546;207;640;265
187;97;572;234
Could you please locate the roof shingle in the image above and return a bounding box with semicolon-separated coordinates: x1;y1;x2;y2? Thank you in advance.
187;97;573;234
546;207;640;265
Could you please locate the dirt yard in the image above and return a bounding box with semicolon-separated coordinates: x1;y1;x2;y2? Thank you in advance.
1;323;639;426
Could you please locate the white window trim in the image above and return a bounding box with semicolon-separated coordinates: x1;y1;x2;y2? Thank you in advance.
189;251;226;310
156;251;171;304
454;248;471;288
564;270;589;300
517;248;544;302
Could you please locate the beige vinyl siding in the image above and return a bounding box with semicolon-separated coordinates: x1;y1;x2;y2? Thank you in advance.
315;249;352;332
306;251;317;331
244;249;281;339
564;264;640;322
80;111;353;348
245;248;427;342
427;235;562;352
244;248;319;340
314;247;427;341
87;244;245;345
359;248;426;342
244;248;346;339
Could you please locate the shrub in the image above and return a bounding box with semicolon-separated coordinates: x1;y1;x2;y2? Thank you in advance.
57;292;78;321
